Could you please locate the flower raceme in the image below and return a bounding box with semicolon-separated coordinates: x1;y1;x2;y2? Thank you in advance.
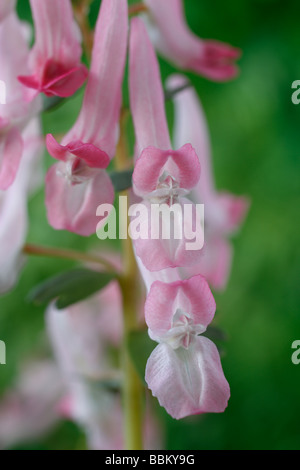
144;276;230;419
168;74;249;289
45;0;128;236
18;0;88;98
142;0;241;82
130;18;203;271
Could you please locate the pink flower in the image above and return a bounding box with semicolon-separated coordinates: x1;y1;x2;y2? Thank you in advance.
0;12;41;190
142;0;241;81
145;275;230;419
168;74;249;289
46;279;124;450
0;0;16;22
0;119;43;294
47;277;161;450
130;18;203;271
45;0;128;236
0;361;64;449
18;0;88;98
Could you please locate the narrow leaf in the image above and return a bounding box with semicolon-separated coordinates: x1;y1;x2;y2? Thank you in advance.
28;268;116;309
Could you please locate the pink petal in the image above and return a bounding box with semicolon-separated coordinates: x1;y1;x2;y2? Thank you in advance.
145;337;230;419
46;134;110;168
45;165;114;236
193;40;241;82
133;144;200;196
19;62;88;98
216;192;250;234
167;74;215;201
182;237;233;291
145;275;216;337
133;199;203;271
0;361;63;449
143;0;240;81
68;0;128;157
0;0;16;22
129;17;171;153
20;0;87;97
0;126;23;190
0;119;42;294
0;188;27;294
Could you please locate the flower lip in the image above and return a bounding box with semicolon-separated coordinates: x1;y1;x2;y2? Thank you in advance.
133;144;201;197
46;134;110;170
18;62;88;98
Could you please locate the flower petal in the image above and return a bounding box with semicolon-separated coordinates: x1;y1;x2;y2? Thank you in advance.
0;187;27;294
145;337;230;419
19;0;87;97
133;145;200;196
129;17;171;153
68;0;128;157
0;126;23;190
46;134;110;168
143;0;240;81
133;199;203;271
145;275;216;337
0;0;16;22
46;165;114;236
215;192;250;234
167;74;215;201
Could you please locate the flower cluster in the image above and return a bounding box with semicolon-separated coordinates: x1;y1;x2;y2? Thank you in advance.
128;18;246;419
0;0;248;449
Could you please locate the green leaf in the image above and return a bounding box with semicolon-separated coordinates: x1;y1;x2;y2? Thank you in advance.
128;329;156;383
28;268;116;309
109;169;133;192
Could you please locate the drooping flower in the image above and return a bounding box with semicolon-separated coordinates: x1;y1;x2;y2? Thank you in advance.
45;0;128;236
144;275;230;419
47;275;161;450
168;74;249;289
142;0;241;81
0;11;41;190
130;18;203;271
0;119;43;295
18;0;88;98
0;360;64;450
46;279;124;450
0;0;16;23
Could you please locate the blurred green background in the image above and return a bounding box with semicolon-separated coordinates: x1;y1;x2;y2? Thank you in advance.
0;0;299;450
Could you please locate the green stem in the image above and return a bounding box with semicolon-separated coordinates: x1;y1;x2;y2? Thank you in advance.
23;243;118;273
120;270;144;450
116;111;144;450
